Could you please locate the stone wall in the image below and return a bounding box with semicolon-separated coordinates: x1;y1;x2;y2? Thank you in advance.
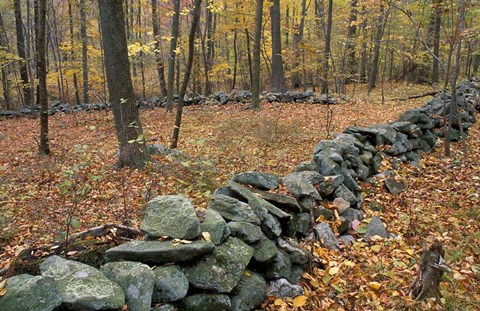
1;82;478;311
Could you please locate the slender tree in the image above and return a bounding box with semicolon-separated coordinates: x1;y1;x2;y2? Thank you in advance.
250;0;264;110
37;0;50;155
171;0;202;148
431;0;441;83
368;2;390;92
151;0;168;96
321;0;333;94
98;0;148;168
80;0;89;103
270;0;286;93
67;0;81;105
0;12;11;110
166;0;180;112
14;0;32;107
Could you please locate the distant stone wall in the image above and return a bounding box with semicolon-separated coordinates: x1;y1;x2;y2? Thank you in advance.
1;82;478;311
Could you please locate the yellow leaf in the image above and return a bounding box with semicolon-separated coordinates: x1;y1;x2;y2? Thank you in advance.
0;288;6;297
274;298;285;306
329;266;340;275
371;245;381;252
0;279;7;290
368;281;382;291
243;270;252;277
293;295;307;307
201;232;211;242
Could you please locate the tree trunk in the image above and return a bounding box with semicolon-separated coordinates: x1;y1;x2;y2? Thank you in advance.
67;0;81;105
14;0;32;107
345;0;357;83
409;242;451;300
232;27;238;91
0;12;12;110
321;0;333;94
80;0;89;103
292;0;307;89
432;0;441;83
171;0;202;149
270;0;286;93
245;29;253;89
166;0;180;112
151;0;167;97
204;0;214;95
250;0;264;110
37;0;50;155
368;3;389;93
98;0;148;169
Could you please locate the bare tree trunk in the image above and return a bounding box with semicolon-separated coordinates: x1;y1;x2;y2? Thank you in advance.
432;0;441;83
232;27;238;91
170;0;202;149
250;0;264;110
37;0;50;155
166;0;180;112
151;0;167;97
0;12;12;110
80;0;89;103
368;3;390;93
204;0;214;95
67;0;81;105
292;0;307;89
99;0;148;168
245;29;253;89
14;0;32;107
321;0;333;94
270;0;286;93
345;0;357;83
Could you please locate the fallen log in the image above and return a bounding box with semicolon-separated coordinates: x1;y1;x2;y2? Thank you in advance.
408;242;452;300
389;91;438;101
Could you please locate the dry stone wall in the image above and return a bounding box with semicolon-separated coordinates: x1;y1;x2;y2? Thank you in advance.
1;82;479;311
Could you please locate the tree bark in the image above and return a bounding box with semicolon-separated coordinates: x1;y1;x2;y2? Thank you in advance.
98;0;148;169
67;0;81;105
321;0;333;94
250;0;264;110
431;0;441;83
171;0;202;149
368;3;390;93
0;12;12;110
166;0;180;112
270;0;286;93
80;0;89;103
345;0;357;83
151;0;168;97
37;0;50;155
14;0;32;107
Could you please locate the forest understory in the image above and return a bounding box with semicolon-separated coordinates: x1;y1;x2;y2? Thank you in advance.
0;83;479;310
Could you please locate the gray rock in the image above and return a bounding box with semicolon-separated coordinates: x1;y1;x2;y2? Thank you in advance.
262;249;292;280
312;206;334;220
230;271;268;311
232;171;280;190
251;188;301;213
228;181;291;220
208;194;260;225
213;186;239;198
371;152;384;174
40;255;125;310
355;163;371;180
277;238;309;265
288;213;311;237
368;201;385;212
261;212;283;239
316;149;344;163
375;126;398;146
398;109;432;128
384;178;405;195
152;266;189;303
298;196;316;212
364;216;388;239
338;234;356;246
180;294;231;311
340;168;362;192
313;140;335;154
185;237;253;293
359;151;373;166
341;208;363;224
227;221;263;244
418;138;433;153
314;155;342;176
151;304;177;311
282;172;322;200
0;274;62;311
294;161;318;172
252;237;278;263
311;223;340;250
100;261;155;311
267;278;304;298
317;174;344;197
105;240;215;264
334;184;358;207
405;151;421;164
201;209;230;245
140;195;200;240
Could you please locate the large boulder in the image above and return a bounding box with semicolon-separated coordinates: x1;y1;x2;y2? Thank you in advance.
232;171;280;190
105;240;215;264
230;271;268;311
152;265;189;303
101;261;155;311
185;237;254;293
40;255;125;310
140;195;201;240
0;274;62;311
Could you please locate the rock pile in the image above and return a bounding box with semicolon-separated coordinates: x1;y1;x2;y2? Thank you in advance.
1;82;479;311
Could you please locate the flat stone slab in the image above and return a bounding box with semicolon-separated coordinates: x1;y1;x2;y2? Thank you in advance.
232;171;280;190
105;240;215;264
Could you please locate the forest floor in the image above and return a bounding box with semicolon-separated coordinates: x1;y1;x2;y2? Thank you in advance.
0;83;479;310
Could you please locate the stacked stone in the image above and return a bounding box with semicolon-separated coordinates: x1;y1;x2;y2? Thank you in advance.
2;82;479;311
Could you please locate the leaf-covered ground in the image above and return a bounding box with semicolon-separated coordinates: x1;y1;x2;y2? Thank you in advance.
1;83;478;309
